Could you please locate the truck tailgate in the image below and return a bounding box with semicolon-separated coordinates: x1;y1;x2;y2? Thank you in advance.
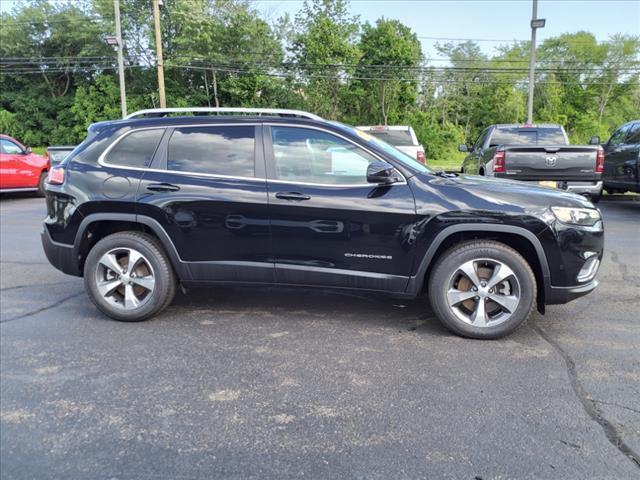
503;146;599;181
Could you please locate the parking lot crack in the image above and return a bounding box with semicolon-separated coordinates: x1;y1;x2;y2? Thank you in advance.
0;291;84;324
592;399;640;415
610;251;640;286
533;325;640;469
0;280;79;293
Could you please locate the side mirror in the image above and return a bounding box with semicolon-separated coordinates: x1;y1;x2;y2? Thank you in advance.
458;144;468;152
25;146;32;154
367;161;402;185
588;136;600;145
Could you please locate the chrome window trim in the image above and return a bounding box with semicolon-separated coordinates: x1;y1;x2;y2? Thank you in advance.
265;123;408;187
97;122;407;187
97;123;266;183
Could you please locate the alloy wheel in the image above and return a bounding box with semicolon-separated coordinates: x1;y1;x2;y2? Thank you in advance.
446;258;521;328
94;247;155;310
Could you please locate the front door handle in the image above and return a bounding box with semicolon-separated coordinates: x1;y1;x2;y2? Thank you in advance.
146;183;180;192
275;191;311;201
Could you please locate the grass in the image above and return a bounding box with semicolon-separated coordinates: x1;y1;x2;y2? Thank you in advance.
427;157;463;172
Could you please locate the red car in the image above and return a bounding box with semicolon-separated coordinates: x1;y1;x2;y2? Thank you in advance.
0;134;49;195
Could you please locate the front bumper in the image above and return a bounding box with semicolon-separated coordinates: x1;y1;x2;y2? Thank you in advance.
41;226;81;276
545;279;599;305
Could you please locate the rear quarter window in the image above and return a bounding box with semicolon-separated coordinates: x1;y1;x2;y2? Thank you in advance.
106;128;165;168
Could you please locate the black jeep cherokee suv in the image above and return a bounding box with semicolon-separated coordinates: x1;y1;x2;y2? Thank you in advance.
42;108;604;339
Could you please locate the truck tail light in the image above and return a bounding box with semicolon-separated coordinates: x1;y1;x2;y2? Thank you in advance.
416;150;425;164
595;147;604;173
47;167;65;185
493;150;506;173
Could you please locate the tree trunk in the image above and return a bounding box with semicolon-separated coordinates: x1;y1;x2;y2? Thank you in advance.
41;70;56;98
212;69;219;108
381;82;388;126
203;70;211;107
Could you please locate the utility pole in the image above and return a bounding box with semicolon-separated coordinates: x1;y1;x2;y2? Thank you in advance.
113;0;127;118
152;0;166;108
527;0;546;124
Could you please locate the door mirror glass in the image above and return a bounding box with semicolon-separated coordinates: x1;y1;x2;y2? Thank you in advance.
458;144;468;152
588;135;600;145
366;161;403;185
24;146;32;154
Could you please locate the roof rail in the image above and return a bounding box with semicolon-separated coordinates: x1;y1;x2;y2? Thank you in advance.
125;107;323;121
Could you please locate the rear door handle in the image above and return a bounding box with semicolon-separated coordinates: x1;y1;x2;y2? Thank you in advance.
275;191;311;201
146;183;180;192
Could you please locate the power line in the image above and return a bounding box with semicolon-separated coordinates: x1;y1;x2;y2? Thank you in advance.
1;61;636;88
163;63;638;87
0;16;111;26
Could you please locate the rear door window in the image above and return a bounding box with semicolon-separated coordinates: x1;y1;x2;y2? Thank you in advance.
106;129;164;168
167;125;255;177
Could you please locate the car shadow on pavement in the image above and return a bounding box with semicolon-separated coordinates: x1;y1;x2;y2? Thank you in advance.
169;285;452;337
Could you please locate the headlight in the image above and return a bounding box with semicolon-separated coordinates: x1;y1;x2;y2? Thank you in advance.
550;206;601;226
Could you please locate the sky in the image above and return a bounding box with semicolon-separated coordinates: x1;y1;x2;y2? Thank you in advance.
1;0;638;59
254;0;640;58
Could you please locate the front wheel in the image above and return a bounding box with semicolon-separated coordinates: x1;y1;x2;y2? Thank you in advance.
84;231;176;322
428;241;537;339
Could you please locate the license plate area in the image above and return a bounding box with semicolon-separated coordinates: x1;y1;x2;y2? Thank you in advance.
538;181;558;189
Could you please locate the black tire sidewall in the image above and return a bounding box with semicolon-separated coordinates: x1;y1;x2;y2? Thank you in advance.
37;172;47;197
84;233;174;322
429;242;536;339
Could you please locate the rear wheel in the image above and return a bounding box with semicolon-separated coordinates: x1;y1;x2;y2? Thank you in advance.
84;232;176;322
428;240;536;339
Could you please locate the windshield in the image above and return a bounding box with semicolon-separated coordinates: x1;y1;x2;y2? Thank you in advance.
367;130;415;146
330;122;433;173
490;127;567;146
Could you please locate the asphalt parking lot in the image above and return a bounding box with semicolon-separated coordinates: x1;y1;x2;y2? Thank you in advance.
1;195;639;479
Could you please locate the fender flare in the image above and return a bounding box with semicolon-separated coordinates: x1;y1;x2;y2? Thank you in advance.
73;213;191;279
406;223;551;294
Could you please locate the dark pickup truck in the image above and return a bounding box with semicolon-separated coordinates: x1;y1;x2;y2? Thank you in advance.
459;124;604;202
598;119;640;194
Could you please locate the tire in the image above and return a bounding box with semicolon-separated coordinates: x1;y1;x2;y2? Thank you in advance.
83;231;176;322
36;171;47;197
589;192;601;203
428;240;537;339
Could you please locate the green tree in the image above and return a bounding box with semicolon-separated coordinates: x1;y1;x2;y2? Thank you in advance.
351;18;422;125
0;0;114;144
290;0;360;119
